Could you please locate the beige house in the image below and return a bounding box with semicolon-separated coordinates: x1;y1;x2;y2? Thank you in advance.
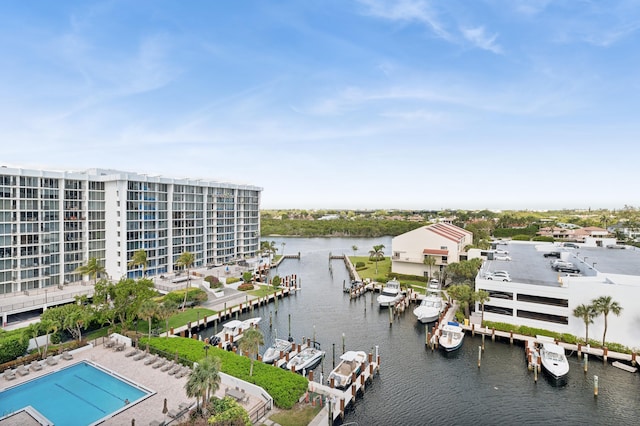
391;223;473;278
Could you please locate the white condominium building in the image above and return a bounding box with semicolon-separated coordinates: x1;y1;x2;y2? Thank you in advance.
0;167;262;294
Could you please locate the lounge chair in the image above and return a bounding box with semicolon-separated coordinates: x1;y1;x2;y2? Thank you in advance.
16;365;30;376
125;348;140;358
148;421;164;426
168;364;181;375
30;361;43;372
167;409;179;419
3;369;16;381
144;355;158;366
61;351;73;361
152;359;166;369
133;351;147;361
114;343;126;352
46;356;58;366
161;361;174;372
175;367;189;379
104;339;116;348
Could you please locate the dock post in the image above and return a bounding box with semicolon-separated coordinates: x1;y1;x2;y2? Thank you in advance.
340;398;345;421
492;328;495;342
342;333;345;354
269;311;272;329
472;323;475;337
534;361;538;383
578;343;582;358
482;333;485;351
309;370;314;382
510;331;513;345
333;343;336;369
603;347;608;363
288;314;291;341
632;352;637;366
594;375;599;397
388;306;393;327
584;353;589;373
478;346;482;368
330;377;335;388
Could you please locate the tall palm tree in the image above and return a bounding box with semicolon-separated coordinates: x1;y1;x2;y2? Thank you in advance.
138;300;157;341
369;244;385;275
25;323;42;356
573;303;598;345
423;255;436;282
592;296;623;346
128;249;148;278
75;257;106;285
41;319;58;358
474;290;490;324
156;300;178;338
176;251;195;311
238;328;264;377
185;356;221;410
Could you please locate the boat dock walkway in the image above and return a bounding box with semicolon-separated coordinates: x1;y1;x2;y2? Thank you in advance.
459;323;638;366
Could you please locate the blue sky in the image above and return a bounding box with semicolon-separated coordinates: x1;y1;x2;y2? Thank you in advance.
1;1;638;210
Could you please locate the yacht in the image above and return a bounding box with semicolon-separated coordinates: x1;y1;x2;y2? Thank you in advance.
540;342;569;381
211;317;261;347
285;342;325;374
413;283;446;323
262;338;293;364
439;322;464;352
377;279;403;307
328;350;367;389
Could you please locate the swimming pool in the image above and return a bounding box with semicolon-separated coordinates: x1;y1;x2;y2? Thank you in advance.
0;361;152;425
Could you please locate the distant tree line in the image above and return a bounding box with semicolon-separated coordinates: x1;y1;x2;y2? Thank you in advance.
261;218;425;237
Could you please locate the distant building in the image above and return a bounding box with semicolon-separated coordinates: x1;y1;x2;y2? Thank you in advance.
0;167;261;294
537;226;610;242
391;223;473;278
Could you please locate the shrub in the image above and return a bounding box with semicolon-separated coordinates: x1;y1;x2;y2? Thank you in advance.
163;288;207;305
242;271;253;283
205;275;223;289
512;234;532;241
355;261;365;268
271;276;281;288
237;283;254;291
0;332;28;364
532;236;554;242
145;337;308;408
226;277;241;284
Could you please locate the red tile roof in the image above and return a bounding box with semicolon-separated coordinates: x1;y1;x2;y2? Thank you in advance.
423;249;448;255
424;223;471;243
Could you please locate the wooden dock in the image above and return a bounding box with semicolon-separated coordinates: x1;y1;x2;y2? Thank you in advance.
306;352;381;423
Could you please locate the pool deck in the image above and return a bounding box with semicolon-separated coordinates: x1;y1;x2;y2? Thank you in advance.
1;343;271;426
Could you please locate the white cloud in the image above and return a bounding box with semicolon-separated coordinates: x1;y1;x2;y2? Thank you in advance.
460;26;503;54
356;0;451;40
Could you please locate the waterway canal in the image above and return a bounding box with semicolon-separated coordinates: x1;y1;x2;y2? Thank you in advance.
224;237;640;425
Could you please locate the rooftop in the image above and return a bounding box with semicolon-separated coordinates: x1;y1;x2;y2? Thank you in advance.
480;241;640;287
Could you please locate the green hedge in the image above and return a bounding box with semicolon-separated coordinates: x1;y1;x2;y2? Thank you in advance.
511;234;532;241
0;331;28;364
145;337;308;409
237;283;254;291
226;277;241;284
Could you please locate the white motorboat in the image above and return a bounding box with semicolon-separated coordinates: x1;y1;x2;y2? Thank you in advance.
285;343;325;374
262;338;293;364
540;342;569;381
413;284;446;323
328;350;367;389
377;279;403;307
439;322;464;352
212;317;261;346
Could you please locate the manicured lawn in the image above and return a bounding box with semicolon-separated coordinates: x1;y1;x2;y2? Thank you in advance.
249;284;280;298
267;404;322;426
349;256;391;282
166;307;217;329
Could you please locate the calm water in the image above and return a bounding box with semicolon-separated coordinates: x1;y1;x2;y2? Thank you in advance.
238;238;639;425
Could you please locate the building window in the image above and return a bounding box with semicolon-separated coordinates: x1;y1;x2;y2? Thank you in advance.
517;309;568;325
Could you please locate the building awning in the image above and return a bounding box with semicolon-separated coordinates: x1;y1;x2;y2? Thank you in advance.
423;249;448;256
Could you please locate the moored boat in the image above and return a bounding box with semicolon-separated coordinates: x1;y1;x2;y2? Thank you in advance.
539;342;569;381
377;279;403;307
413;284;446;323
211;317;261;347
328;350;367;389
439;322;464;352
285;342;325;374
262;338;293;364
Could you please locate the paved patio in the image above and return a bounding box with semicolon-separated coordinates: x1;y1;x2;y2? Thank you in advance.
1;341;273;426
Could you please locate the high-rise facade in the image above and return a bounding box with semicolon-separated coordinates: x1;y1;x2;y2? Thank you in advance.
0;167;262;294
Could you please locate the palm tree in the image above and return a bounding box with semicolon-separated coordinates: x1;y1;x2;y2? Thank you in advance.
474;290;490;324
25;323;42;356
138;300;157;341
238;328;264;377
176;251;195;311
592;296;623;346
573;303;598;345
369;244;385;275
41;319;58;358
423;255;436;282
352;245;358;258
128;249;148;278
185;356;221;410
156;300;178;338
75;257;106;285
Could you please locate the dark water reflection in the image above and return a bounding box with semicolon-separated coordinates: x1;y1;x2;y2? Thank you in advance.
215;238;640;425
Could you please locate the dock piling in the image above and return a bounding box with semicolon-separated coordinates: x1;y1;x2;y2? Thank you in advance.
584;353;589;373
478;346;482;368
594;375;599;397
